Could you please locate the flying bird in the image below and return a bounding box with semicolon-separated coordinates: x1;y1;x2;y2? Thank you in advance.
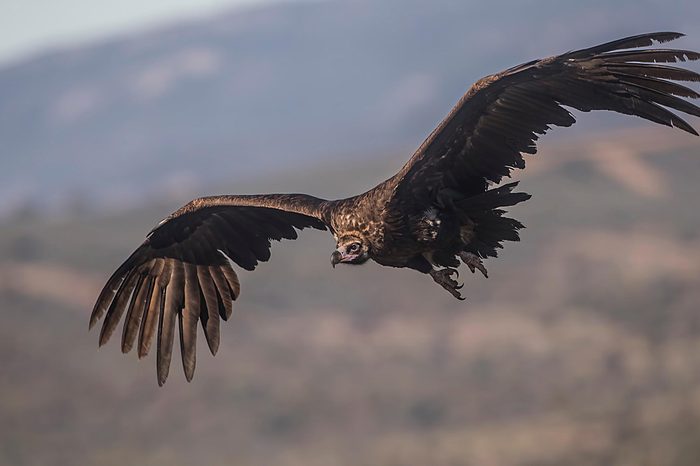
91;32;700;385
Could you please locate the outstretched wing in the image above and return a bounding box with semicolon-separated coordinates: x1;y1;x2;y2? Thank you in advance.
90;194;329;385
391;32;700;205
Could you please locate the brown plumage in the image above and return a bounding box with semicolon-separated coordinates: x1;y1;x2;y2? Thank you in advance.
91;32;700;385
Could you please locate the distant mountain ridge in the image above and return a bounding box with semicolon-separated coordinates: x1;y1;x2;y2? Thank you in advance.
0;0;698;215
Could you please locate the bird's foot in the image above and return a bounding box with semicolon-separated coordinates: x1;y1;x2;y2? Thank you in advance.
429;268;465;300
460;252;488;278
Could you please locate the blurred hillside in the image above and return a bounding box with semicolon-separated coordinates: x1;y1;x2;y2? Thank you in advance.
2;126;700;465
0;0;698;214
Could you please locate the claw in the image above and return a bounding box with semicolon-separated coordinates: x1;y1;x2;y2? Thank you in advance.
460;252;488;278
429;268;465;300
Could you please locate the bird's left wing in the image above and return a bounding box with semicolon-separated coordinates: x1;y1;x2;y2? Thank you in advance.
390;32;700;205
90;194;329;385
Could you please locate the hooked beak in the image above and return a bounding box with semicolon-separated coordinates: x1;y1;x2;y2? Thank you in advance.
331;250;342;268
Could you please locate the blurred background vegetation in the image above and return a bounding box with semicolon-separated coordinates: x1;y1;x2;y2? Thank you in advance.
1;1;700;465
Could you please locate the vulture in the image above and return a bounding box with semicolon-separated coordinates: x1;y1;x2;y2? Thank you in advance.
91;32;700;385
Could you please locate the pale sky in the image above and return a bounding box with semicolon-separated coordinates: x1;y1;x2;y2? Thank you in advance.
1;0;286;66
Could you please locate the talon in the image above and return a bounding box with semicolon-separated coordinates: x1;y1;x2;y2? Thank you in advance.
429;268;466;300
460;252;488;278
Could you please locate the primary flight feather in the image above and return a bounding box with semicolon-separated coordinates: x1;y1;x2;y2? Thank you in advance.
91;32;700;385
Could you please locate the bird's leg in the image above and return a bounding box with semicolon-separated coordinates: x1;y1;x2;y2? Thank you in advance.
459;252;488;278
429;268;465;300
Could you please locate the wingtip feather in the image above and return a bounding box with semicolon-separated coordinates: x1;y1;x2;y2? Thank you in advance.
649;31;685;43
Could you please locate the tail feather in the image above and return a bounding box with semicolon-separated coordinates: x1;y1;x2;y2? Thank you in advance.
458;182;530;258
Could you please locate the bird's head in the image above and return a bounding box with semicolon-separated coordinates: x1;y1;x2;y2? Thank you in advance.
331;234;370;267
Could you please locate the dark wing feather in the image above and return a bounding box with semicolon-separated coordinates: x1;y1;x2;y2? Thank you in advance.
90;194;329;385
391;32;699;208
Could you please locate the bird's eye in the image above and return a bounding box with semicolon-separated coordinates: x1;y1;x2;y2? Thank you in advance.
348;243;361;253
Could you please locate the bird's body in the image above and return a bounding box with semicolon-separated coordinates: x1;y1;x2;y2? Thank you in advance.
91;32;700;384
325;174;524;286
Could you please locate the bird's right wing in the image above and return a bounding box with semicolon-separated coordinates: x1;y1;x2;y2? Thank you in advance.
89;194;329;385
